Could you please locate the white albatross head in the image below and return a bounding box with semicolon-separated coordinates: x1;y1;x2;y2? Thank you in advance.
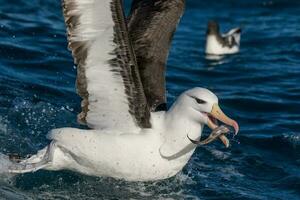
176;87;239;134
161;87;239;158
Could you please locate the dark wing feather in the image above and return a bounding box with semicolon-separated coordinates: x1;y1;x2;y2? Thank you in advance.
128;0;185;111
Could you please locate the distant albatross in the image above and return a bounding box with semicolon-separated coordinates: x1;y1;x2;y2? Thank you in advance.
205;20;242;55
7;0;239;181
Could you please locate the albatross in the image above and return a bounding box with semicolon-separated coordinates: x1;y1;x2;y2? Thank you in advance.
7;0;239;181
205;20;242;55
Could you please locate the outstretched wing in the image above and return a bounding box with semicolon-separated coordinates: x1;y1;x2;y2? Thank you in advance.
128;0;185;111
222;28;241;48
62;0;151;130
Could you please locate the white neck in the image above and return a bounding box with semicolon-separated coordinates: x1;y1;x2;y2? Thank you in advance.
159;97;204;160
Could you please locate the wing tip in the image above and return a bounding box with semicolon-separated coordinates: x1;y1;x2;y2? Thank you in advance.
234;28;242;34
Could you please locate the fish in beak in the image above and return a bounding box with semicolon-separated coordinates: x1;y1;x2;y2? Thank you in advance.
187;103;239;148
207;103;239;147
187;125;231;147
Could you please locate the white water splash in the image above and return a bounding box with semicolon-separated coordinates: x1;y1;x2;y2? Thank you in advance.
0;153;13;179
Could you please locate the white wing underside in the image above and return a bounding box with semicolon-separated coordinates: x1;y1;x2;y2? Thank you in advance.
64;0;139;131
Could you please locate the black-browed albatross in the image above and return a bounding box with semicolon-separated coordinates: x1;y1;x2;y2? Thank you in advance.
205;20;242;55
6;0;239;181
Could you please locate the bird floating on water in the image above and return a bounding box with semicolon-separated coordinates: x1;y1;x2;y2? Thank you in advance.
5;0;239;181
205;20;242;56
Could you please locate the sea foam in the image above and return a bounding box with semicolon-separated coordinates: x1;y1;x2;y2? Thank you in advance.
0;153;13;178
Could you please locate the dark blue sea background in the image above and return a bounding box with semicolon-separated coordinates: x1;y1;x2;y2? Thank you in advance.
0;0;299;199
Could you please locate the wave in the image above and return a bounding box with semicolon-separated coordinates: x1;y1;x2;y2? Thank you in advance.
240;133;300;158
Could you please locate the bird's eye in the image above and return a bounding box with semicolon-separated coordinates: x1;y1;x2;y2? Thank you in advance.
195;98;206;104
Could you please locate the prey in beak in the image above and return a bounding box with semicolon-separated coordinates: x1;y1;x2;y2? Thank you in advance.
208;104;239;134
189;103;239;148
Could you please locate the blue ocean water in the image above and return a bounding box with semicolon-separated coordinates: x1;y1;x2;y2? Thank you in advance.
0;0;299;199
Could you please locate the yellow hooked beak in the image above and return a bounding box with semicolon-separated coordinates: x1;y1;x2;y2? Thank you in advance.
207;103;239;147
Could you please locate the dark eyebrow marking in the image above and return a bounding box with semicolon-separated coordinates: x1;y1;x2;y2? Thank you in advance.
195;98;206;104
188;95;207;104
